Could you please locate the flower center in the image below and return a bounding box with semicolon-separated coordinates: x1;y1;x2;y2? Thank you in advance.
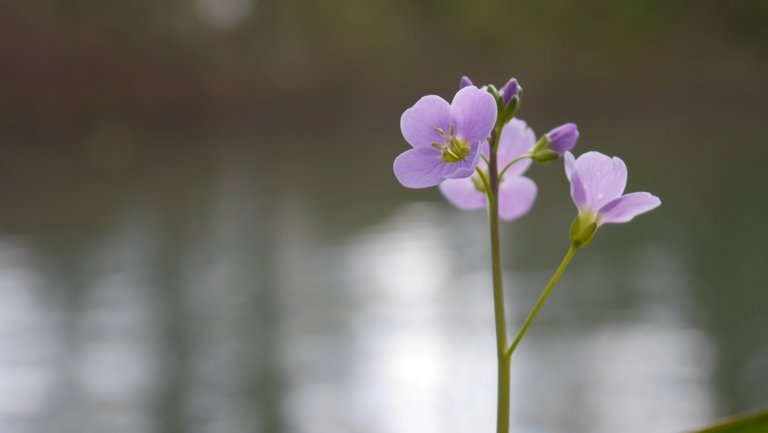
432;125;470;163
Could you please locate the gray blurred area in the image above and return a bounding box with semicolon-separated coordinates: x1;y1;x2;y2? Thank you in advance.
1;1;767;432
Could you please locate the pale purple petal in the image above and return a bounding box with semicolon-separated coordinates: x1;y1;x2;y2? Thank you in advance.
400;95;451;148
439;178;486;210
598;192;661;224
393;147;455;188
572;151;627;209
498;176;537;221
500;78;520;105
497;119;535;176
546;123;579;154
569;168;588;209
449;86;497;144
459;76;474;89
443;140;482;179
564;151;576;181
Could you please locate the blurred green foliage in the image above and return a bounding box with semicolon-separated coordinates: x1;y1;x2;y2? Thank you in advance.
3;0;766;130
691;410;768;433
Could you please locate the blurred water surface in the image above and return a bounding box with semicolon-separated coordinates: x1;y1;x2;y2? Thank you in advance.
0;124;766;433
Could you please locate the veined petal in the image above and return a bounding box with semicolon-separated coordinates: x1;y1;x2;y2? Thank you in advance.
497;119;535;176
598;192;661;224
573;151;627;209
393;147;454;188
439;178;486;210
400;95;451;148
569;168;589;210
498;176;537;221
449;86;497;144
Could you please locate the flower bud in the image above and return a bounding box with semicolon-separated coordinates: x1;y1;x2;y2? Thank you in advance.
545;123;579;154
459;76;474;89
500;78;520;106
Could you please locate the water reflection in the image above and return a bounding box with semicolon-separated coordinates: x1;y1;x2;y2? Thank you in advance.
0;140;765;433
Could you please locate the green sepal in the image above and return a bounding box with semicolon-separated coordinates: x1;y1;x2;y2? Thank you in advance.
497;88;523;127
486;85;500;100
487;86;506;129
531;135;550;154
471;169;489;193
506;87;523;119
570;216;597;248
532;149;559;163
569;216;581;241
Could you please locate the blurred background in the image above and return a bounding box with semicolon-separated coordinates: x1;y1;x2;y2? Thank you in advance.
1;1;767;432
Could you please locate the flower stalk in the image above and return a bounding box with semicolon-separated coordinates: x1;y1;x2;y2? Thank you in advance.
506;244;577;358
486;127;511;433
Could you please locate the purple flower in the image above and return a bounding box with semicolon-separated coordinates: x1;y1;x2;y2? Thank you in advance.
459;76;474;89
546;123;579;154
565;151;661;245
439;119;537;221
394;86;497;189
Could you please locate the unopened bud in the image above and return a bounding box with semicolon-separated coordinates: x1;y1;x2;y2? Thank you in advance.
500;78;520;106
545;123;579;154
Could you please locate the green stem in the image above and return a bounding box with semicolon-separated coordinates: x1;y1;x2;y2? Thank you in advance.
506;244;577;358
498;154;532;179
487;130;510;433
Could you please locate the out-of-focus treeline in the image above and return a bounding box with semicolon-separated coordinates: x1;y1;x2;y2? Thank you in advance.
1;0;767;134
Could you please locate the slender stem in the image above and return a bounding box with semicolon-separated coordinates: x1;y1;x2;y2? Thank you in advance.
498;154;532;179
487;129;510;433
506;244;577;358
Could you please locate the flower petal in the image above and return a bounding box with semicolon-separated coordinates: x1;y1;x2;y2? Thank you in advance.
498;176;537;221
439;177;486;210
572;151;627;209
564;151;576;181
598;192;661;224
569;168;588;209
497;118;535;176
393;147;454;188
449;86;497;144
400;95;451;148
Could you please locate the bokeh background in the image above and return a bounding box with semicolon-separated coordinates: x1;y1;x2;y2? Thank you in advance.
1;1;767;432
